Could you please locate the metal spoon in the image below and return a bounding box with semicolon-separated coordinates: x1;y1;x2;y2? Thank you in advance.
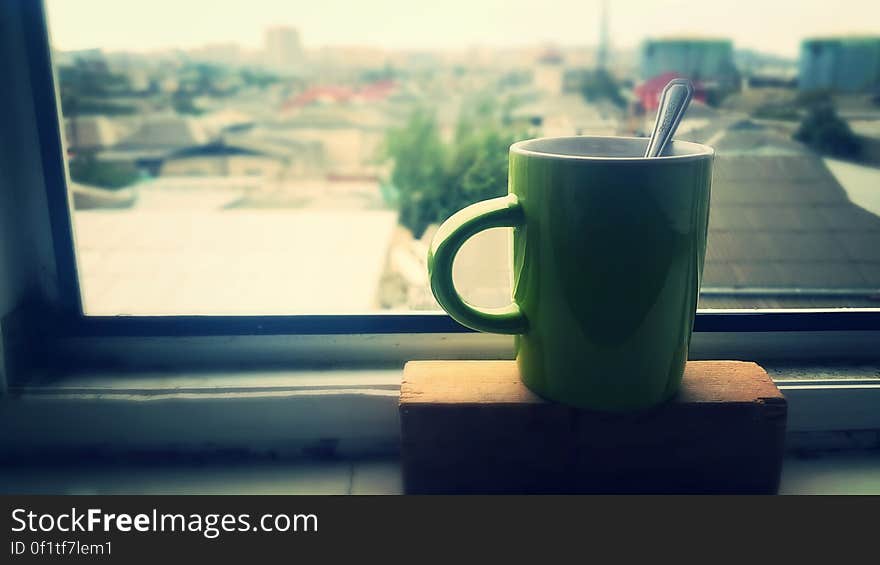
644;78;694;158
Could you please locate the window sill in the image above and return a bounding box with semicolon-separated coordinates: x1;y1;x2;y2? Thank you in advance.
1;364;879;464
1;368;403;463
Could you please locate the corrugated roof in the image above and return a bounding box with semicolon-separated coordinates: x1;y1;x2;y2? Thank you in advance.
693;121;880;307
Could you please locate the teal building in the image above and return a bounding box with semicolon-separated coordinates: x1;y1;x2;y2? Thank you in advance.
799;37;880;92
640;38;738;86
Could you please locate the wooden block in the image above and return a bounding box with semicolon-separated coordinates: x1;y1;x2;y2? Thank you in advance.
400;360;787;494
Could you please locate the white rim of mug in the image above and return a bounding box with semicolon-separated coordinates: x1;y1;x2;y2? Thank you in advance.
510;135;715;162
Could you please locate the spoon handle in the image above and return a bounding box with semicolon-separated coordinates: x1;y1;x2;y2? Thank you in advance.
644;78;694;158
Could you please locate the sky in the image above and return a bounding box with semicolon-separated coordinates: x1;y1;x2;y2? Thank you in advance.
46;0;880;57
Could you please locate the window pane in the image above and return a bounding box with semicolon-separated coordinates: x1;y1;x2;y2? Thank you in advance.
46;1;880;315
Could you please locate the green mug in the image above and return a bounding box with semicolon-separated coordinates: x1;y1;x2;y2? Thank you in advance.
428;136;714;411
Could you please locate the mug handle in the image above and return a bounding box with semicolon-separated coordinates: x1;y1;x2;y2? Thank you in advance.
428;194;528;334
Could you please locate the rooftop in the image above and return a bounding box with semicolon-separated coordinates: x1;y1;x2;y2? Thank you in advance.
642;37;734;47
116;116;210;149
803;36;880;45
689;122;880;307
74;205;398;315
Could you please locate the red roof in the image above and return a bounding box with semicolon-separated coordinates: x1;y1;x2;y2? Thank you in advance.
634;72;707;110
283;80;396;110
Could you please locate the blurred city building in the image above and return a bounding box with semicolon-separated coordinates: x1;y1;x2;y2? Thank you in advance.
799;36;880;93
533;49;566;95
64;116;120;151
640;38;739;89
264;26;304;72
98;116;211;175
187;42;243;66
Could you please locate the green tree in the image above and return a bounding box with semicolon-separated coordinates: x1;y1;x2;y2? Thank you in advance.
794;104;862;158
172;91;203;115
68;154;140;190
361;64;397;83
179;63;229;95
581;69;626;109
239;68;281;89
385;102;524;238
385;110;447;236
58;62;137;117
796;89;833;108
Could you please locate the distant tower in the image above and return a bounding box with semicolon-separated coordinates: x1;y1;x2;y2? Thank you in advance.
264;26;304;71
596;0;609;70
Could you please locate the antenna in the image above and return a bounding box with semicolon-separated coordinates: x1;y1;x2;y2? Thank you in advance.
597;0;610;70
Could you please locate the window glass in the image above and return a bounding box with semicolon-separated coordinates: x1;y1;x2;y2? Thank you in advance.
45;0;880;315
